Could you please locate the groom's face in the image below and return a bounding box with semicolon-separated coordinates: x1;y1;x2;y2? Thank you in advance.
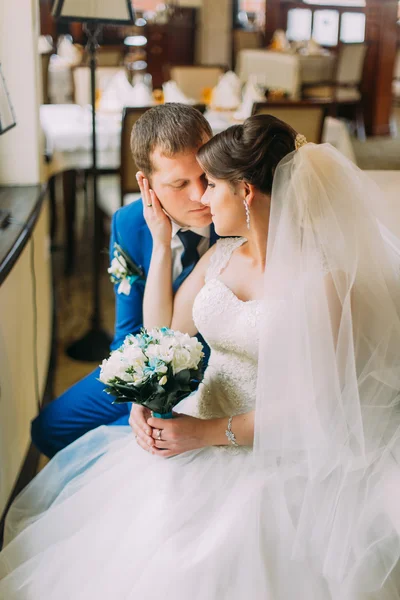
148;146;212;228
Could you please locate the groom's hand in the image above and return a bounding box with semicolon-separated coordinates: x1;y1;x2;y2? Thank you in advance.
129;404;155;451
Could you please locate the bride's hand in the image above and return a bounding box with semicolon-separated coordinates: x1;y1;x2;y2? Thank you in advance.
146;414;207;457
136;172;172;247
129;404;155;451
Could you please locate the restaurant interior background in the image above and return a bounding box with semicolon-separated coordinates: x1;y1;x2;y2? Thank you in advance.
0;0;399;541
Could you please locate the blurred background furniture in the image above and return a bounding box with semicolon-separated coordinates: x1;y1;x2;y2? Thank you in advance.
303;43;367;140
237;49;300;98
0;186;52;524
81;44;124;67
236;49;336;99
72;66;127;106
232;30;264;68
251;100;329;143
166;65;227;103
393;47;400;106
98;106;150;219
40;52;52;105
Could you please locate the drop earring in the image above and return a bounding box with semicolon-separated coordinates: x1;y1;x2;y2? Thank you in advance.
243;200;250;230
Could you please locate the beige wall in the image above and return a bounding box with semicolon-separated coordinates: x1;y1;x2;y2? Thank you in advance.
0;199;52;515
0;0;44;185
193;0;233;67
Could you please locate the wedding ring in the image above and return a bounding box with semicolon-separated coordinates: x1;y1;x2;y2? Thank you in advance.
157;429;162;441
147;203;152;207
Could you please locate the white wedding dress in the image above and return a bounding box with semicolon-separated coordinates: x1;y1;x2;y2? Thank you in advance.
0;237;399;599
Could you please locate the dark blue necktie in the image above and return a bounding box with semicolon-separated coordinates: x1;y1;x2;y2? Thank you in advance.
173;230;202;292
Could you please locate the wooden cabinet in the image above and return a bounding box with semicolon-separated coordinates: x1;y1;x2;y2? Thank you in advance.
145;9;198;88
0;188;52;518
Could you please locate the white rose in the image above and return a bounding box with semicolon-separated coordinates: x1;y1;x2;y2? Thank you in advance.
186;339;204;369
171;347;192;374
100;351;133;383
117;278;132;296
108;256;127;279
145;344;173;364
122;345;146;368
122;334;140;349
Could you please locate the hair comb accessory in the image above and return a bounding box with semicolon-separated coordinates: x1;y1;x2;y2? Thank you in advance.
295;133;308;151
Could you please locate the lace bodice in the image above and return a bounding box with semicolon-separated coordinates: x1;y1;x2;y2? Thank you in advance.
190;237;262;422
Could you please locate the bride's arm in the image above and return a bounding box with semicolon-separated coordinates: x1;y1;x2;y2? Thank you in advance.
146;411;255;457
140;174;214;335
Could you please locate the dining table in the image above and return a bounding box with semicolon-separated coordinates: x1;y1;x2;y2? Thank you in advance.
41;103;356;272
236;49;336;99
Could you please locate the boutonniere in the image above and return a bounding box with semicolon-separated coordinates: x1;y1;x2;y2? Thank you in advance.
108;243;145;296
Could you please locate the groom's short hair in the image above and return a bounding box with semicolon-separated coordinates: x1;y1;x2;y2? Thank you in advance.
130;103;212;177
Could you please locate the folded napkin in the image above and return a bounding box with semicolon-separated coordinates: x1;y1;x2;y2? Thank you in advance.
126;81;154;107
99;71;154;112
162;80;195;104
268;29;291;52
306;38;324;55
38;35;53;54
57;36;82;66
234;76;265;120
210;71;242;110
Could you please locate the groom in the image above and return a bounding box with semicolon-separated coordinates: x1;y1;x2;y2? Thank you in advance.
31;103;217;458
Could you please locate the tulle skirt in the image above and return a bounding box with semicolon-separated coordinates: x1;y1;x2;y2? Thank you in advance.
0;425;399;599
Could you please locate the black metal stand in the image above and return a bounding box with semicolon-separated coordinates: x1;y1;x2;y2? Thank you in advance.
66;23;112;362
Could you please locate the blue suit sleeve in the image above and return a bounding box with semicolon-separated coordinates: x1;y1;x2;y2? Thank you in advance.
109;207;146;351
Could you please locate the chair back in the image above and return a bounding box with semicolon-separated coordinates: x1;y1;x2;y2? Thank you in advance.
251;101;329;143
236;50;301;98
40;52;52;104
72;66;126;106
233;30;264;60
394;47;400;81
120;107;153;197
168;65;226;102
335;43;367;86
82;45;124;67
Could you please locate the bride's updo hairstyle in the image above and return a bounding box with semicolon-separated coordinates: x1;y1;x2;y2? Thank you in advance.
197;114;296;195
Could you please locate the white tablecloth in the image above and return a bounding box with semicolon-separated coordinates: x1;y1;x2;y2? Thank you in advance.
236;50;336;99
41;104;356;176
205;109;356;163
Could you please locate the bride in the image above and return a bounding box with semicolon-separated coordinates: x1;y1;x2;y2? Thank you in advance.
1;114;400;599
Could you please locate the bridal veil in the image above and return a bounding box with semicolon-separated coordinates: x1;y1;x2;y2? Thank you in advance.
254;142;400;596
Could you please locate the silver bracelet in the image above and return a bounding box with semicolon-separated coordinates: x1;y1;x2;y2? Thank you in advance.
225;416;238;447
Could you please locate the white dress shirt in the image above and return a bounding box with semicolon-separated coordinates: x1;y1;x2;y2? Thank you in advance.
170;221;211;281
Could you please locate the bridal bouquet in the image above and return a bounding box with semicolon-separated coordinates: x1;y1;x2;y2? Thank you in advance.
99;327;204;419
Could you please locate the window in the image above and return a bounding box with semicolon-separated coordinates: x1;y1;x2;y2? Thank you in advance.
234;0;265;28
312;10;340;46
303;0;365;5
287;9;312;41
340;12;366;42
286;4;366;47
130;0;160;9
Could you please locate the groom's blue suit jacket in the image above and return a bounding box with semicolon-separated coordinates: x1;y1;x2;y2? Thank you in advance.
31;199;218;458
110;199;218;350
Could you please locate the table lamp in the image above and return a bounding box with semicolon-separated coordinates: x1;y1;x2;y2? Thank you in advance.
52;0;134;361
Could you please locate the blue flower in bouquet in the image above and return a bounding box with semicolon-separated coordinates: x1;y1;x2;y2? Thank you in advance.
99;328;204;418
